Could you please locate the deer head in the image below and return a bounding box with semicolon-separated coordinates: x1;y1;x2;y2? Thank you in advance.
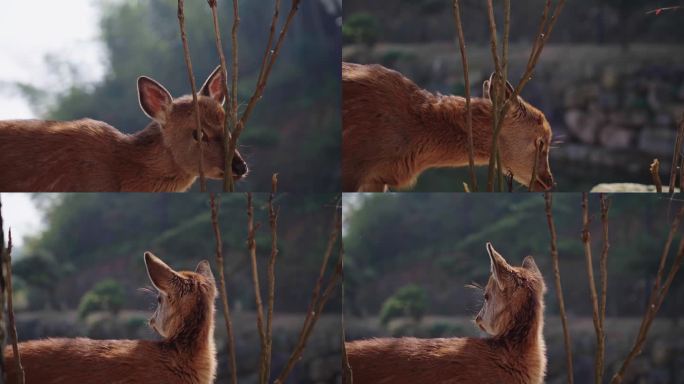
144;251;216;338
475;242;545;337
483;74;554;191
137;67;248;180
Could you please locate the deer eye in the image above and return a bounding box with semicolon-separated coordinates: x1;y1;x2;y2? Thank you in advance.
484;293;490;301
157;295;162;304
192;130;210;143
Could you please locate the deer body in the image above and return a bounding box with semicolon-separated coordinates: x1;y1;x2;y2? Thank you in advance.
4;253;218;384
0;68;247;192
346;243;547;384
342;62;554;192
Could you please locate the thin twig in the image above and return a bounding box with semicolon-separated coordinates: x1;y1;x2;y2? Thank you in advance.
581;193;603;384
263;175;279;383
651;159;663;193
611;206;684;383
274;207;342;384
597;194;610;383
209;194;238;384
670;115;684;193
506;170;514;192
223;0;240;191
246;193;267;378
224;0;302;191
544;193;574;384
177;0;206;192
485;0;501;191
340;240;352;384
452;0;477;191
207;0;233;192
4;231;23;384
0;197;6;384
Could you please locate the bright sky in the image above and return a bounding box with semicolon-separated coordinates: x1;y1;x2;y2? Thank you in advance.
0;0;105;119
1;194;42;249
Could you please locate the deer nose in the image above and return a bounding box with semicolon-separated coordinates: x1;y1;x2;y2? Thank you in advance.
231;155;248;177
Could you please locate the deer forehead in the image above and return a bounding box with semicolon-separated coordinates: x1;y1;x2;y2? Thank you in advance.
170;97;225;126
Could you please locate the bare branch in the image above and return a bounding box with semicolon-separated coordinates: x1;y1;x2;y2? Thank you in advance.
209;194;238;384
4;231;23;384
650;159;663;193
221;0;302;192
544;193;574;384
670;115;684;193
223;0;241;191
246;193;267;377
274;207;342;383
452;0;477;191
611;206;684;383
597;194;610;383
263;175;279;382
340;241;352;384
0;196;6;384
581;193;603;384
207;0;235;191
178;0;206;191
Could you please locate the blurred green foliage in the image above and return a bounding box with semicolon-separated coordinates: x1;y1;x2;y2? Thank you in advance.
18;0;341;192
379;284;428;326
342;13;379;46
78;279;125;319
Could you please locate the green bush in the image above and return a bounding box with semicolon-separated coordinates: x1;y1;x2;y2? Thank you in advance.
379;284;427;326
78;279;125;320
342;13;380;46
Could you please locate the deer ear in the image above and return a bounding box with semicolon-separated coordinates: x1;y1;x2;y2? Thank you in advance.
486;242;512;290
138;77;173;124
483;80;491;99
195;260;215;282
199;66;226;105
144;251;178;293
522;255;541;276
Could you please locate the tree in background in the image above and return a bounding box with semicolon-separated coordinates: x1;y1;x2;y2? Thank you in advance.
13;250;73;310
379;284;428;326
78;279;125;320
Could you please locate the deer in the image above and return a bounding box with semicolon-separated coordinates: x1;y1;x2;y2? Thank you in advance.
0;67;248;192
346;242;547;384
342;62;555;192
4;252;218;384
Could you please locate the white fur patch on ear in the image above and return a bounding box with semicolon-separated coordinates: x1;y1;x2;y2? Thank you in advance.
199;66;226;105
195;260;215;282
522;255;541;276
144;251;177;293
138;77;173;123
487;242;511;290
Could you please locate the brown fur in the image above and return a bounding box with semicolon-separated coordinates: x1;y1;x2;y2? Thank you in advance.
0;67;247;192
346;243;547;384
4;252;218;384
342;62;554;192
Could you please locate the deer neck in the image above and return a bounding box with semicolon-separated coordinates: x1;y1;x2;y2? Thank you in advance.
121;124;196;191
163;296;216;366
411;95;494;171
490;291;546;379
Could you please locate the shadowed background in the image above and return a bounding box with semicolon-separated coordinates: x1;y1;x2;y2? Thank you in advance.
343;193;684;383
0;0;341;192
2;193;341;384
343;0;684;191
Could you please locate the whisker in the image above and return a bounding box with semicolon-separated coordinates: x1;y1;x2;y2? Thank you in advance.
464;282;484;291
